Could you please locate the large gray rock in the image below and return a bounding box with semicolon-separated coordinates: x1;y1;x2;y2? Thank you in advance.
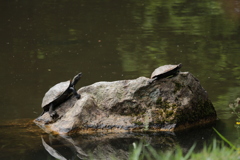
34;72;217;134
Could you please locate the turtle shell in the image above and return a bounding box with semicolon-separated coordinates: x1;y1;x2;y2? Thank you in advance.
41;80;71;108
151;64;182;79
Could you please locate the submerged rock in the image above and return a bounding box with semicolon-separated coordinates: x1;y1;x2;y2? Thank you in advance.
34;72;217;134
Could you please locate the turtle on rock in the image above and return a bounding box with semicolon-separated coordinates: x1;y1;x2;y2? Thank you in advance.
150;64;182;82
41;73;82;118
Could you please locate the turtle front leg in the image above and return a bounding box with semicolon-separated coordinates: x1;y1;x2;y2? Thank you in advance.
148;77;158;84
49;103;57;118
70;87;81;99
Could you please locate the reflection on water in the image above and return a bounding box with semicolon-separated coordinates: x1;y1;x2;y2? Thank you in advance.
1;0;240;159
0;119;218;160
41;135;88;160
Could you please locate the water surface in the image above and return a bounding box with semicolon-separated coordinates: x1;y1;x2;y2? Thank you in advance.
1;0;240;159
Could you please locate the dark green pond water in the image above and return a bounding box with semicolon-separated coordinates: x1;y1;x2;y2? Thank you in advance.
1;0;240;159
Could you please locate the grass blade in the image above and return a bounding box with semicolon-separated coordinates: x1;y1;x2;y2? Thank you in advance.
213;127;237;150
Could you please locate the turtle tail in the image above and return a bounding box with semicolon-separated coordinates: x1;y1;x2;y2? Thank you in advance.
40;110;46;116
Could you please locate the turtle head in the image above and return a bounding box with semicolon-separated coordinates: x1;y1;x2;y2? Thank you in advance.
72;72;82;85
178;63;182;69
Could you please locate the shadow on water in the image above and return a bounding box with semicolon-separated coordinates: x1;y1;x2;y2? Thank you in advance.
0;119;219;160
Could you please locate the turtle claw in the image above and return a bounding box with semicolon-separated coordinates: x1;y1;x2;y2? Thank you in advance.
148;77;157;84
148;79;154;84
76;94;81;99
50;111;58;118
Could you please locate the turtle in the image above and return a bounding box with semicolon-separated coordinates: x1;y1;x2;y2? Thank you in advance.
41;72;82;118
150;63;182;82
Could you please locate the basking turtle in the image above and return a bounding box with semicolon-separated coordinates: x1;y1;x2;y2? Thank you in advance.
150;64;182;81
41;73;82;118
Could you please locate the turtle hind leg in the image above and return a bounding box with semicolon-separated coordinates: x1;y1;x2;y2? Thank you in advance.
149;77;158;84
49;103;58;118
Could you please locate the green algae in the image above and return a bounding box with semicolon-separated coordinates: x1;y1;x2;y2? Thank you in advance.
174;82;183;93
153;98;179;124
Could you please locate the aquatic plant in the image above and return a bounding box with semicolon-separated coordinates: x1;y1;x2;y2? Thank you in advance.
213;128;237;150
128;139;239;160
130;141;194;160
229;97;240;119
127;126;239;160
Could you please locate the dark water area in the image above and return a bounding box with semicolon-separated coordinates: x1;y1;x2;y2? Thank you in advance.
1;0;240;159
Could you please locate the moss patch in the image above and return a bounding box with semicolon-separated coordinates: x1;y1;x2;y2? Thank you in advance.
132;121;143;125
175;99;217;124
153;99;179;124
156;97;170;109
174;82;183;93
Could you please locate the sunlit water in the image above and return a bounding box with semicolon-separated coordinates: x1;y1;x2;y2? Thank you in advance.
1;0;240;159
